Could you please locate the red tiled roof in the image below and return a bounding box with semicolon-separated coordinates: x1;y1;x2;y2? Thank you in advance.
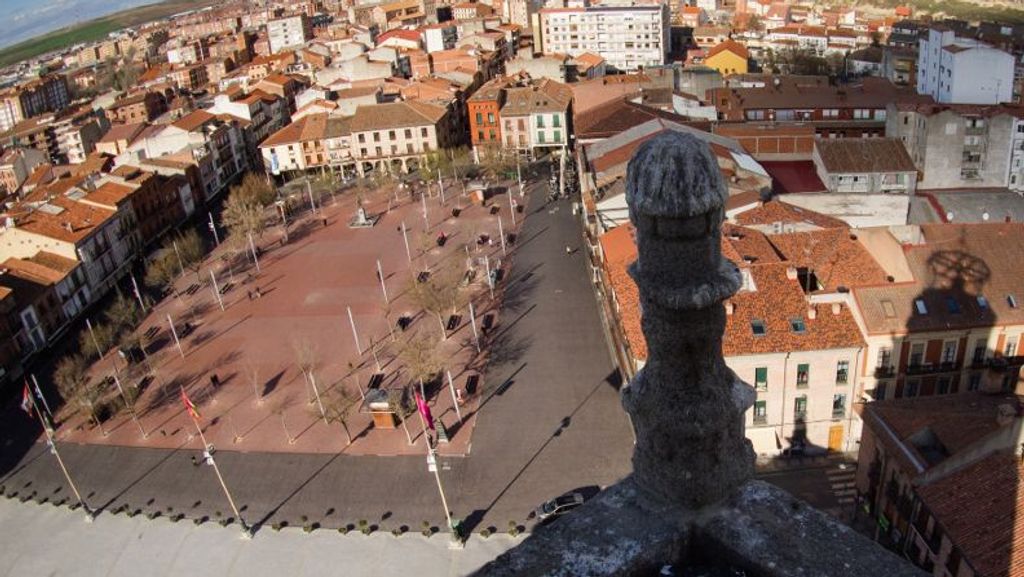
706;39;750;60
760;161;827;194
767;228;889;290
917;450;1024;577
734;199;848;229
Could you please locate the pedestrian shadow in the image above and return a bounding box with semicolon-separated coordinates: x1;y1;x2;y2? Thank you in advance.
262;370;286;397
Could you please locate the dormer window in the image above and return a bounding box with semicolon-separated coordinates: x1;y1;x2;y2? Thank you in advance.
914;299;928;315
790;318;806;333
977;295;989;310
1009;295;1019;309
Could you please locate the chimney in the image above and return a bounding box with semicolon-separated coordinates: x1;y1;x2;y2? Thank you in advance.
725;301;735;315
63;222;73;232
786;266;798;280
807;306;817;320
832;302;842;315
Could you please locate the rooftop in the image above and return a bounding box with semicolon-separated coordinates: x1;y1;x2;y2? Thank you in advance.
815;138;917;174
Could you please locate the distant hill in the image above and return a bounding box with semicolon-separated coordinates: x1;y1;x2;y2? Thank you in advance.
0;0;222;69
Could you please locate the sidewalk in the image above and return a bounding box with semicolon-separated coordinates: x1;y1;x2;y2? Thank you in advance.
0;497;516;577
755;451;858;474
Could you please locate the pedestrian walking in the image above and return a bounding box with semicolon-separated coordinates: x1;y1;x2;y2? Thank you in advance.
255;287;262;299
247;290;253;300
565;245;572;255
191;455;199;467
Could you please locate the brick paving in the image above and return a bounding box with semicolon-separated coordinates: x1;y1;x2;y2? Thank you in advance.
0;167;634;536
56;178;520;458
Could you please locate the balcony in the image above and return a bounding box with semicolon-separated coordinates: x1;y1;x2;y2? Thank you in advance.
874;366;896;378
833;408;846;419
905;361;958;376
753;414;767;425
836;372;849;385
988;356;1024;372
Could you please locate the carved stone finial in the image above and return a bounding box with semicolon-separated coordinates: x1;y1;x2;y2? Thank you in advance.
622;131;755;509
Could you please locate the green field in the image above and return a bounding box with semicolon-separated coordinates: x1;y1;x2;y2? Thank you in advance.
0;0;223;69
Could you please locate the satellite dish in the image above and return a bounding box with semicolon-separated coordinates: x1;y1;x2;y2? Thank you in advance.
982;211;990;221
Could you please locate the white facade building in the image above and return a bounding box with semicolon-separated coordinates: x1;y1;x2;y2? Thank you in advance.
539;4;669;72
268;15;313;54
423;24;458;53
917;27;1014;105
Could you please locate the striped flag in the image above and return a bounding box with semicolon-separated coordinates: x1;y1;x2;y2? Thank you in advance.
414;391;434;431
20;382;33;416
180;388;200;420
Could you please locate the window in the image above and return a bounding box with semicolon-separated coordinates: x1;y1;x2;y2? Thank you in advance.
476;112;483;124
478;131;485;141
1005;336;1019;357
968;372;982;391
536;116;545;128
941;340;957;364
753;401;767;424
937;376;951;394
538;132;545;144
914;299;928;315
755;367;768;390
832;394;846;417
373;132;381;142
909;343;925;367
973;340;988;364
421;128;428;137
796;363;810;387
794;395;808;419
977;295;989;310
944;297;961;314
836;360;849;384
1009;294;1019;309
751;319;766;336
388;130;396;140
358;134;366;143
874;382;888;400
790;318;806;333
905;379;919;398
405;129;412;138
877;347;893;368
487;113;495;123
553;115;561;128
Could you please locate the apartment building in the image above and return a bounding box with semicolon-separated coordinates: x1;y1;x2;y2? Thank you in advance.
852;223;1024;407
499;78;573;157
886;102;1024;190
0;75;71;133
349;100;459;174
0;148;47;197
120;110;248;204
269;14;314;54
710;76;932;138
856;393;1024;576
0;253;87;358
422;23;458;53
917;26;1014;105
599;216;880;455
467;78;509;149
538;4;669;72
106;91;168;124
0;181;137;302
206;89;291;168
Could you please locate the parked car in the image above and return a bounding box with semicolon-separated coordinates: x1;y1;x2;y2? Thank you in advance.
533;492;585;523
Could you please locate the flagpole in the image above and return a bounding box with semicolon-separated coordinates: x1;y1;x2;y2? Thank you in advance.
180;386;249;537
112;373;147;439
25;387;92;520
167;314;185;358
468;302;481;353
30;374;54;422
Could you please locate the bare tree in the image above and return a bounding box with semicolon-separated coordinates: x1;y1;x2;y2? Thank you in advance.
54;355;104;432
173;228;206;281
407;264;463;340
271;395;297;444
144;251;180;297
398;333;442;387
221;193;266;249
292;339;327;422
323;385;360;445
244;361;263;405
105;293;140;336
78;323;115;361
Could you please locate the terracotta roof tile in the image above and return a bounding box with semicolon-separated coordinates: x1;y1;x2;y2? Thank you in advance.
815;138;916;174
706;39;750;60
768;228;889;290
917;450;1024;577
734;199;848;230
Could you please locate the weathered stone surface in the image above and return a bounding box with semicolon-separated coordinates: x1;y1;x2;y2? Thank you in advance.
622;131;754;509
473;477;688;577
697;481;928;577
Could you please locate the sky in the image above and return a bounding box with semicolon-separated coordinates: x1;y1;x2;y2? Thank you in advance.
2;0;159;50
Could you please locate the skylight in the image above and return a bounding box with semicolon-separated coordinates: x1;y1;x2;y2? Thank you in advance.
914;299;928;315
790;318;806;333
881;300;896;318
977;295;989;310
1009;295;1019;309
945;297;961;314
751;320;766;336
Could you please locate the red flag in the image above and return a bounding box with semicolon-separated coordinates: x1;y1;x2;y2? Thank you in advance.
21;382;33;416
415;391;435;431
180;388;200;420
